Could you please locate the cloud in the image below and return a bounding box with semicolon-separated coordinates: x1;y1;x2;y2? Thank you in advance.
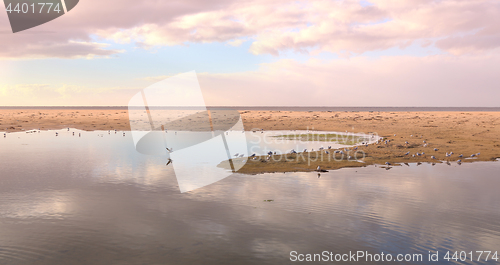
92;0;500;56
0;0;236;59
2;0;499;59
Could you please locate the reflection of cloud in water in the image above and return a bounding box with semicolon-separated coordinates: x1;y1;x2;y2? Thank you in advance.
91;158;175;188
0;191;73;219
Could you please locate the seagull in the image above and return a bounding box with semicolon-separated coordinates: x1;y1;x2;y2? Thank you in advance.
239;154;244;158
166;158;173;166
445;153;451;157
79;133;81;137
3;133;5;137
72;132;75;136
316;166;321;171
325;151;329;154
405;151;410;155
423;140;426;143
385;162;391;165
348;155;352;159
303;149;307;153
457;159;462;163
55;132;58;136
234;153;239;157
405;141;409;145
476;153;481;156
268;151;273;156
250;153;256;157
431;156;436;159
166;147;173;153
458;154;463;158
328;146;331;149
470;154;476;157
434;148;439;151
253;157;258;160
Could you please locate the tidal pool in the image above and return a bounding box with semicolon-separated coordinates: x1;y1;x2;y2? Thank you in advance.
0;130;499;264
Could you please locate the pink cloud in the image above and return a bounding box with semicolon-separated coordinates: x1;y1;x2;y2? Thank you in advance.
1;0;500;58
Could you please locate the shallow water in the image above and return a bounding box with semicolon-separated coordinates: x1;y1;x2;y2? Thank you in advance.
1;130;500;264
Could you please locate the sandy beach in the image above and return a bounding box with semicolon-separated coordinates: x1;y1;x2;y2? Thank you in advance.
1;109;499;173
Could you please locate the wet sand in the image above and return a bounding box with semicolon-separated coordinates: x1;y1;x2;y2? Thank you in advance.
1;109;499;173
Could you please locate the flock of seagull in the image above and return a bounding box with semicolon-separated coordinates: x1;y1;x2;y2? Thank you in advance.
234;143;372;163
233;132;483;170
3;130;482;170
2;128;129;138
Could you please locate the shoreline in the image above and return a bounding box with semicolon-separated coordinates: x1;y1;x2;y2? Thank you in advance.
2;109;500;173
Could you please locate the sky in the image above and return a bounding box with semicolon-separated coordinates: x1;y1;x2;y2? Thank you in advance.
1;0;500;107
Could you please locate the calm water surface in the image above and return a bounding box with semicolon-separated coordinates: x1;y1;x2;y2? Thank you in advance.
0;130;499;264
